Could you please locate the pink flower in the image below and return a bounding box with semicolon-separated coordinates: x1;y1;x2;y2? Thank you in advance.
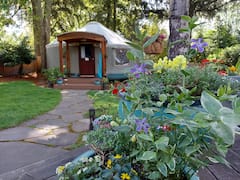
218;70;227;76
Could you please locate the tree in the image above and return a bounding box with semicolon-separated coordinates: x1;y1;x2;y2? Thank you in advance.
142;0;239;18
0;0;53;70
31;0;53;70
168;0;190;59
50;0;143;40
189;0;239;17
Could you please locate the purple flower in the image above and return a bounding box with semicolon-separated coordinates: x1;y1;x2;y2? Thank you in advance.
191;38;208;53
135;118;150;134
130;63;147;78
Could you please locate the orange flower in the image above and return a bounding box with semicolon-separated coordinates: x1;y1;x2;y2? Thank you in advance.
229;66;237;72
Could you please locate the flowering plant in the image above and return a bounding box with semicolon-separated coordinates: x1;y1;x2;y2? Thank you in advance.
153;55;187;73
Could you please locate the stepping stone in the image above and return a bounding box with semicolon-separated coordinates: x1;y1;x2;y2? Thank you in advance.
0;127;49;141
71;119;90;133
25;132;79;147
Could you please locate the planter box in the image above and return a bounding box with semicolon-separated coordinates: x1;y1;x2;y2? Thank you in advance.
3;65;20;76
227;75;240;82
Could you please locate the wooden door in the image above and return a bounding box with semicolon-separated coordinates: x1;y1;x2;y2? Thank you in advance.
79;44;95;76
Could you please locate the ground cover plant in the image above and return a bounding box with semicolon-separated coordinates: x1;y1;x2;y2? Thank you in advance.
0;81;61;129
87;90;119;119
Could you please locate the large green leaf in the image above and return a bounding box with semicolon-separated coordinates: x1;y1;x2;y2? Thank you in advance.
184;145;200;156
142;107;154;116
140;151;157;161
126;42;142;51
181;15;192;22
157;162;168;177
155;136;169;151
138;133;153;142
148;171;161;180
233;98;240;114
143;32;160;48
126;51;135;61
166;157;176;171
210;121;234;145
178;136;192;148
201;91;223;116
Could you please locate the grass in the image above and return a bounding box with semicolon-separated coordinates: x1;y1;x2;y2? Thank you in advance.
87;90;119;118
0;81;61;129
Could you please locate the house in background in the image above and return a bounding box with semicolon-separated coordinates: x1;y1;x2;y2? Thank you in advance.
46;22;133;80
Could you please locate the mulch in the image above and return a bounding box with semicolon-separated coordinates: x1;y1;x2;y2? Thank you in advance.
0;72;46;86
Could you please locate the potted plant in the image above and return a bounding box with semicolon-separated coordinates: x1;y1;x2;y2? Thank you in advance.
42;67;62;88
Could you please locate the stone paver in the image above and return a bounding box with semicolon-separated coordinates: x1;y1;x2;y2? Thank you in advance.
0;127;49;141
0;90;93;179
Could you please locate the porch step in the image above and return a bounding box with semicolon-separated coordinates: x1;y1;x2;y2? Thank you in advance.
55;78;103;90
66;77;100;83
55;83;102;90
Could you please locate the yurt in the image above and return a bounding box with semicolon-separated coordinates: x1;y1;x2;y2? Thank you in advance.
46;22;133;80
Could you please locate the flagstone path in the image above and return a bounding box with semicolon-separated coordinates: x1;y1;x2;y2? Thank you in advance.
0;90;92;180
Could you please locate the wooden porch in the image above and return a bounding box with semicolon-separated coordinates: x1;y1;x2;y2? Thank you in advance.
198;134;240;179
54;77;104;90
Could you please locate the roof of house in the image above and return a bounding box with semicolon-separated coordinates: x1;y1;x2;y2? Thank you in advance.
46;22;130;48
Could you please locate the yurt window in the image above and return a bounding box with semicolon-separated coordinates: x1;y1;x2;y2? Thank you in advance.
114;49;129;65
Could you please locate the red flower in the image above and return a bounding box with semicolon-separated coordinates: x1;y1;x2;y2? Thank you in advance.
218;70;227;76
157;125;171;132
212;59;218;63
201;59;210;65
112;88;119;95
120;88;126;92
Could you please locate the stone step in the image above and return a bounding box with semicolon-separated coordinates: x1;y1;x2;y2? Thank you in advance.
55;83;102;90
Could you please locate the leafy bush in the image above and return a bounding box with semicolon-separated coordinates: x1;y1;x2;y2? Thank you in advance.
221;44;240;66
0;36;35;74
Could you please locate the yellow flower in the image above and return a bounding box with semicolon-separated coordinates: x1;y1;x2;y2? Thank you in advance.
114;154;122;159
229;66;237;72
106;159;112;169
131;134;137;143
121;173;131;180
56;166;65;175
153;55;187;73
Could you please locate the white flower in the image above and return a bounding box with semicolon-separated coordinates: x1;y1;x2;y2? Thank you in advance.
64;162;72;168
77;169;82;175
88;157;93;162
81;157;89;163
82;167;88;172
94;155;101;163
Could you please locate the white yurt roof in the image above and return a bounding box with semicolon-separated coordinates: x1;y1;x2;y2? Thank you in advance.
77;21;130;48
46;21;130;49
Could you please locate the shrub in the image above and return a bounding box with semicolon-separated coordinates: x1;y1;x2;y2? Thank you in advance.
221;44;240;66
0;36;35;74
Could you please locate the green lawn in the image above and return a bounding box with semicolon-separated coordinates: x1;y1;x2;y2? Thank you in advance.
0;81;61;129
87;90;119;118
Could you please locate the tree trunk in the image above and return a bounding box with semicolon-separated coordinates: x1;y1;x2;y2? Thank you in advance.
41;0;53;69
31;0;53;71
168;0;190;59
106;1;112;28
31;0;42;57
113;0;117;31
